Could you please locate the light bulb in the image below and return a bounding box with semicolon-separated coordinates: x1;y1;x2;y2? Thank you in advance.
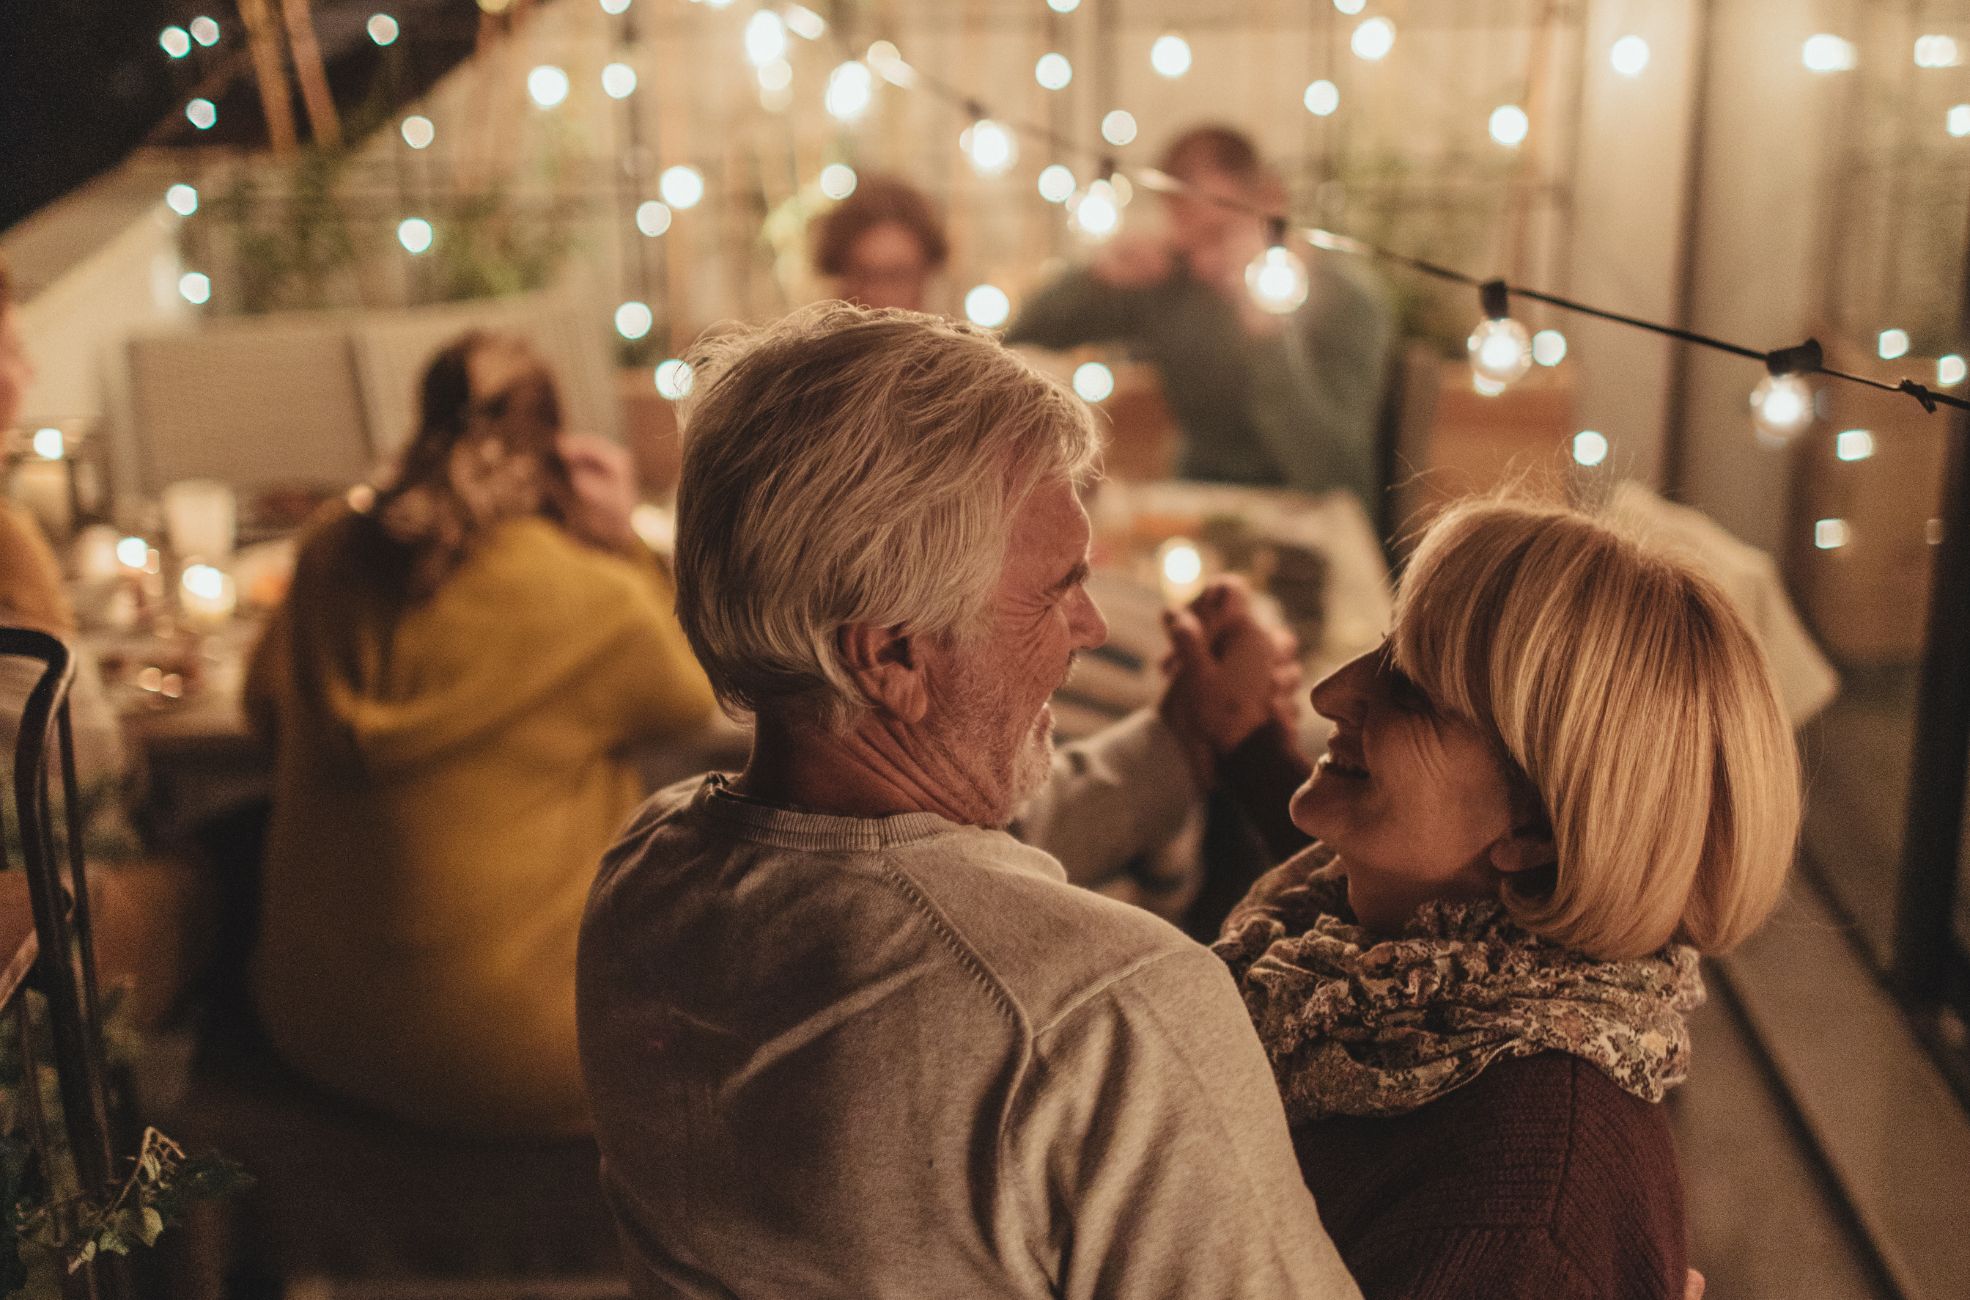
1245;245;1310;315
635;200;672;236
1047;0;1079;12
756;58;792;92
965;284;1011;328
1333;0;1365;13
1038;164;1076;204
602;62;637;98
1750;373;1814;444
527;65;570;107
367;13;399;46
178;271;212;305
1489;104;1529;147
600;0;631;13
1072;362;1115;403
745;11;787;67
819;164;857;200
962;119;1016;175
117;537;150;569
1531;329;1567;366
1814;518;1850;550
1571;430;1609;467
1304;80;1340;116
654;359;694;400
1100;110;1137;146
1467;317;1532;386
1035;52;1072;90
401;115;435;148
165;183;199;216
826;61;873;120
1150;33;1191;78
1915;35;1962;69
1609;35;1649;77
783;5;827;41
660;165;705;209
397;217;434;253
616;301;654;341
160;27;192;58
1352;17;1395;62
1068;181;1121;239
1940;354;1967;386
1877;328;1910;360
1834;429;1875;462
1802;34;1857;73
866;41;914;87
1950;104;1970;137
31;427;64;460
189;16;220;45
186;99;218;130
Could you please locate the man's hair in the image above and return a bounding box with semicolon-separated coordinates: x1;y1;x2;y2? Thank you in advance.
1392;497;1801;960
811;176;950;277
1157;125;1264;185
674;302;1099;729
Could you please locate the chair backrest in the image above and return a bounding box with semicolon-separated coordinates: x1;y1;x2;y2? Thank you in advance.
0;627;125;1300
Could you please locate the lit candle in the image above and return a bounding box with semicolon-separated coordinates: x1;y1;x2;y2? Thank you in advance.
161;478;237;560
180;562;237;626
1158;537;1207;606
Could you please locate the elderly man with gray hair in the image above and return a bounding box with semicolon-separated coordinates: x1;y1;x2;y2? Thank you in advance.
578;303;1359;1299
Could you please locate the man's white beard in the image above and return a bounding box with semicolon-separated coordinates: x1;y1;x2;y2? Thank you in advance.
1008;715;1056;816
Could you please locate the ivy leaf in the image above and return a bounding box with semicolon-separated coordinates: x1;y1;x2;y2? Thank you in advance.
138;1207;163;1246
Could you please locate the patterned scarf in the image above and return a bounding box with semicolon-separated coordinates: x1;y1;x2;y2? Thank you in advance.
1213;847;1704;1123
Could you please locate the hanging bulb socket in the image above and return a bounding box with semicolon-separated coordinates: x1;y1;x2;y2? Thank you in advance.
1479;278;1510;321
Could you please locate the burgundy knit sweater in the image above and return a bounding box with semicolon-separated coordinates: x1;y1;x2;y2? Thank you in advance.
1294;1051;1687;1300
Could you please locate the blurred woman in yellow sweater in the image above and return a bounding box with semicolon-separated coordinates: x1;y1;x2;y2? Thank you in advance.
245;331;716;1135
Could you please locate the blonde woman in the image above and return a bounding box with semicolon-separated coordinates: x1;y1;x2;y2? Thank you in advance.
246;330;716;1135
1210;498;1799;1299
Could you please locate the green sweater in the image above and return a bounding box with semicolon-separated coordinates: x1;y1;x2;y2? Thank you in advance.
1008;255;1395;506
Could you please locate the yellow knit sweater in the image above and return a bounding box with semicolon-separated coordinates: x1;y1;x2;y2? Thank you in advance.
246;507;716;1135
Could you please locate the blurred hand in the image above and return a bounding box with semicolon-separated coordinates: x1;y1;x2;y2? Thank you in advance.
553;433;641;555
1159;576;1302;787
1685;1271;1705;1300
1091;232;1176;290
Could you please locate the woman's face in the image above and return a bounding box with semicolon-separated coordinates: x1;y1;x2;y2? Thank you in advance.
836;222;932;312
1289;642;1520;932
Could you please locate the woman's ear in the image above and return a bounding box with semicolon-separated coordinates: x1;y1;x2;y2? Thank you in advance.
837;623;929;724
1488;825;1558;878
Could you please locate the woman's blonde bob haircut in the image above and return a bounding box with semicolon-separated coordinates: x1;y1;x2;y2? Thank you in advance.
673;302;1100;729
1393;497;1801;960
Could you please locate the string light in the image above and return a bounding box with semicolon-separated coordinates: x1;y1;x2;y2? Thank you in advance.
1802;34;1857;73
1351;17;1395;62
165;183;199;216
825;61;873;121
660;166;705;209
1835;429;1875;462
1246;220;1309;315
599;0;631;13
1878;328;1910;360
1100;110;1138;146
186;99;217;130
1467;281;1532;388
189;16;220;45
1332;0;1365;13
116;537;150;569
1489;105;1529;148
527;65;570;108
602;62;637;98
397;218;434;253
654;359;694;400
1531;329;1567;366
745;11;788;68
1035;52;1072;90
1750;373;1814;444
961;118;1017;175
783;5;827;41
866;41;915;88
635;200;672;236
819;163;857;200
367;13;399;46
160;26;192;58
1150;33;1192;78
1813;518;1850;550
1941;355;1968;386
1067;179;1121;239
615;301;654;340
401;115;435;148
1046;0;1080;12
1038;164;1076;203
1915;35;1962;69
1950;104;1970;137
964;284;1011;328
1610;35;1649;76
178;271;211;304
31;428;64;460
1571;430;1609;467
1304;80;1340;116
1072;362;1114;402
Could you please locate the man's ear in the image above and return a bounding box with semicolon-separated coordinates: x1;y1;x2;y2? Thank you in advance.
1487;823;1558;878
837;623;929;724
